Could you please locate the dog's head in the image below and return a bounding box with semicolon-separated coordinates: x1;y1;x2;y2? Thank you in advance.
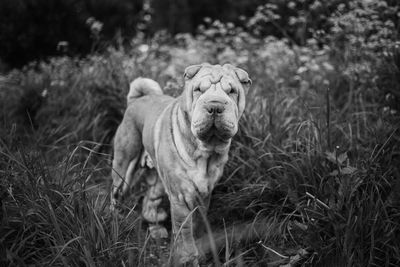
180;63;251;145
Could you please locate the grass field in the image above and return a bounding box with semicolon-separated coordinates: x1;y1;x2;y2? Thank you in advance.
1;28;400;266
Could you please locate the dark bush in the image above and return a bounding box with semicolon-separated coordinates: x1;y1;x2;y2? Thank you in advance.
150;0;264;34
0;0;143;68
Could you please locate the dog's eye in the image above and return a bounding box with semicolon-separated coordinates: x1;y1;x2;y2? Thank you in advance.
228;88;236;94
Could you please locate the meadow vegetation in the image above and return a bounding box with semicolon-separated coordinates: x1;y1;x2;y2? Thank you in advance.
1;0;400;266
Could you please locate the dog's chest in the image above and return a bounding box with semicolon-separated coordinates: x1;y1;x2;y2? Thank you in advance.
188;153;228;195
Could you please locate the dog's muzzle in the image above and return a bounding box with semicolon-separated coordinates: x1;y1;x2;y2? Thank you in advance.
193;100;237;142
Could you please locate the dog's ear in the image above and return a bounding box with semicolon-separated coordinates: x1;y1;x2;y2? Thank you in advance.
234;68;252;92
184;64;203;79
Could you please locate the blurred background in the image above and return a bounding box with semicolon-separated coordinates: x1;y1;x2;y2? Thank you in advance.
1;1;400;266
2;0;398;68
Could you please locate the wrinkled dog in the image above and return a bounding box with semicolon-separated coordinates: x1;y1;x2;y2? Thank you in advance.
111;63;251;265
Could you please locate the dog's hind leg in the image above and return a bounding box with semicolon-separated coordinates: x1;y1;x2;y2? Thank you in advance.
111;120;142;211
111;155;141;211
142;169;168;238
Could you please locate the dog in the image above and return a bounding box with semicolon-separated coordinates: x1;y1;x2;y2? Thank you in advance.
111;63;251;265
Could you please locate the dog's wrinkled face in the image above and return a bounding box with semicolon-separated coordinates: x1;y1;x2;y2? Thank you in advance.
181;63;251;144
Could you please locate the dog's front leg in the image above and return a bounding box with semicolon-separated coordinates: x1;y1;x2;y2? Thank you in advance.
192;194;211;239
169;191;200;266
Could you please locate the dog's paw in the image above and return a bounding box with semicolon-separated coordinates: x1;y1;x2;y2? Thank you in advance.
149;224;169;239
109;198;125;219
143;206;168;222
110;198;117;213
172;253;200;267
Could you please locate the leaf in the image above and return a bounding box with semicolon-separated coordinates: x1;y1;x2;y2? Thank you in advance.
329;166;357;176
325;151;337;164
340;166;357;175
325;151;348;166
329;169;339;176
337;152;348;165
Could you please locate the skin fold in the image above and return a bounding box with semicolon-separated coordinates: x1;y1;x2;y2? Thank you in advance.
111;63;251;266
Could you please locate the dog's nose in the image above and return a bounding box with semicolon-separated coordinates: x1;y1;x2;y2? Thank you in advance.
205;102;225;115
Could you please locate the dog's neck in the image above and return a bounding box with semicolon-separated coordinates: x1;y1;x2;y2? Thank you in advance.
172;102;231;166
170;101;231;195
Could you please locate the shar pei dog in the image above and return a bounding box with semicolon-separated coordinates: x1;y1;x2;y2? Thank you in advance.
111;63;251;265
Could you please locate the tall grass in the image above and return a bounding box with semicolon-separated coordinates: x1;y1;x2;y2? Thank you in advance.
0;138;177;266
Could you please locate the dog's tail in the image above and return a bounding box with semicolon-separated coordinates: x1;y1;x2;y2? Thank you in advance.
127;77;163;104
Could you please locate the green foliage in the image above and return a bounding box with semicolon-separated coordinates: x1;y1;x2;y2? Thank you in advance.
246;0;347;44
150;0;264;34
0;0;143;68
1;0;400;265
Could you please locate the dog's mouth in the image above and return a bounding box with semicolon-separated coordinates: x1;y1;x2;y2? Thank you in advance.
193;117;236;142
